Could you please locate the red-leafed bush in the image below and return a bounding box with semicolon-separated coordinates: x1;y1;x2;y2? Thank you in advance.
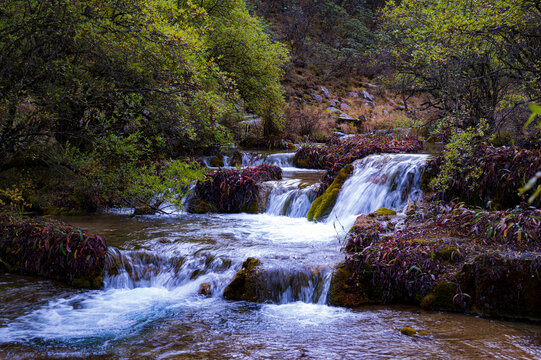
427;144;541;209
0;217;107;288
189;164;282;213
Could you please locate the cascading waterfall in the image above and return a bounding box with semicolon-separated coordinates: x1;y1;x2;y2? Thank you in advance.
265;180;318;218
204;152;296;168
328;153;429;224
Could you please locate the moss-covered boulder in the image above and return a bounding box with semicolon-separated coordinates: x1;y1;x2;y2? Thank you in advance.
327;265;372;307
370;207;397;216
420;281;462;312
307;164;353;221
223;258;263;302
0;217;107;289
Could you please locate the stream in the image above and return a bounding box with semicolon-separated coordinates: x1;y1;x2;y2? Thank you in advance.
1;152;540;359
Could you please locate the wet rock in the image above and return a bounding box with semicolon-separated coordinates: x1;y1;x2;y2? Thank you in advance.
229;151;243;167
223;258;262;301
199;282;212;296
188;199;217;214
457;254;541;320
405;202;417;215
420;281;462;312
328;266;371;307
349;215;379;233
370;207;397;216
307;165;354;221
400;327;417;336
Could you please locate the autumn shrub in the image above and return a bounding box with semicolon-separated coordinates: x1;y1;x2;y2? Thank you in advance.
423;202;541;251
429;141;541;209
190;164;282;213
0;217;107;288
343;230;454;303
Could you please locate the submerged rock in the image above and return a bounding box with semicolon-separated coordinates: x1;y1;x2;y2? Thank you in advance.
199;282;212;296
400;327;417;336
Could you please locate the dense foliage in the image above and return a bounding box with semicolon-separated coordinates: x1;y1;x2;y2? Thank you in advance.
380;0;541;137
0;217;107;288
427;142;541;209
249;0;375;77
422;202;541;251
190;164;282;213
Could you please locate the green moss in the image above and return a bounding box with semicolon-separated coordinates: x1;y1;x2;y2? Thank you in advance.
421;281;461;311
223;257;262;301
307;165;353;221
400;327;417;336
328;265;370;307
371;207;397;216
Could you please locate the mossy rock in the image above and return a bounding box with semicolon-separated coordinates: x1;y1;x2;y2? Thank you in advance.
223;257;263;302
400;327;417;336
371;207;397;216
188;199;217;214
327;265;372;307
209;155;224;167
307;165;353;221
420;281;461;312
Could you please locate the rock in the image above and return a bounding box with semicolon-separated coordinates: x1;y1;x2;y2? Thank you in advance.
340;103;351;111
348;92;359;98
361;90;374;102
312;94;323;103
329;99;340;107
229;151;243;167
320;85;331;97
223;258;262;301
457;254;541;320
328;266;371;307
382;109;389;116
367;83;378;88
420;281;462;312
371;208;397;216
350;215;379;233
199;282;212;296
132;206;156;216
400;327;417;336
188;199;217;214
405;202;417;215
362;99;376;108
307;165;354;221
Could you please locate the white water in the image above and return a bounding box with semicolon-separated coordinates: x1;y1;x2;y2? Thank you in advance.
203;151;297;169
265;180;318;217
328;154;429;226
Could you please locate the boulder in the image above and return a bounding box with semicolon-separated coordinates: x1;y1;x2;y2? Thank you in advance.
361;90;374;102
307;165;354;221
320;85;331;97
199;282;212;296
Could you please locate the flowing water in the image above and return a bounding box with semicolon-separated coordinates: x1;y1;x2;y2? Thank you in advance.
1;153;541;359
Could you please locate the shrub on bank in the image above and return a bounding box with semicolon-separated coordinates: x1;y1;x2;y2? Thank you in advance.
0;217;107;288
189;164;282;213
428;143;541;209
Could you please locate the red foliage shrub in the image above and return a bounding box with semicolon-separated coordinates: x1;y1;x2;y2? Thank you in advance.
0;218;107;287
191;164;282;213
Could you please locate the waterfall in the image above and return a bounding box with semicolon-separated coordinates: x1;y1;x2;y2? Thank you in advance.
203;152;296;168
265;180;318;217
328;153;429;223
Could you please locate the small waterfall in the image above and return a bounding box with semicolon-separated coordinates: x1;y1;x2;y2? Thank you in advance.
203;152;296;169
104;247;332;304
328;153;429;222
265;180;318;217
